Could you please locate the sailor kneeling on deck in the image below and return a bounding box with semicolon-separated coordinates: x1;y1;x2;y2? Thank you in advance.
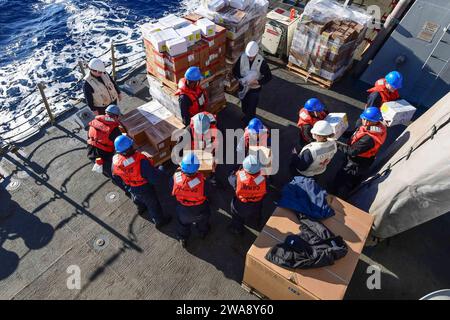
332;107;387;199
290;120;337;180
228;155;267;235
112;135;171;228
172;153;211;249
83;58;122;115
87;104;122;178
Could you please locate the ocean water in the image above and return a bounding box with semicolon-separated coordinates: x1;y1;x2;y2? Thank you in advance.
0;0;199;139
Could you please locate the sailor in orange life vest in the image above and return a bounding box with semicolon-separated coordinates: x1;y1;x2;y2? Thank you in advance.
112;135;171;227
366;71;403;109
332;107;387;199
290;120;337;180
87;104;123;178
236;118;270;157
176;66;208;126
297;98;329;148
227;155;267;235
83;58;122;115
188;111;220;186
171;153;211;249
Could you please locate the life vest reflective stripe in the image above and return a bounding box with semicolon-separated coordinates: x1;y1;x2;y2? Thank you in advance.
240;53;264;89
189;112;218;151
349;123;387;158
175;78;208;117
236;170;267;203
84;73;118;108
112;152;148;187
297;140;337;177
244;126;269;150
87;115;119;152
172;171;206;206
297;108;327;128
367;78;400;104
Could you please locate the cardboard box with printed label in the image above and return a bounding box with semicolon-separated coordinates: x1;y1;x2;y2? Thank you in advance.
188;150;214;176
176;24;202;47
381;99;417;127
166;37;188;57
196;18;216;37
149;28;179;52
248;145;273;175
158;14;190;30
242;197;374;300
324;113;349;140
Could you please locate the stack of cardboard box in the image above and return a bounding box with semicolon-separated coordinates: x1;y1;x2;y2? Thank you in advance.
243;197;374;300
289;15;368;82
120;100;184;165
196;0;269;92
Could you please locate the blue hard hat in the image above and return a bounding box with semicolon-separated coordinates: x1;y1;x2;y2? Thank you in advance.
181;153;200;174
105;104;121;116
360;107;383;122
304;98;325;112
247;118;263;134
114;135;133;153
243;155;261;174
385;71;403;90
185;66;203;82
193;113;211;134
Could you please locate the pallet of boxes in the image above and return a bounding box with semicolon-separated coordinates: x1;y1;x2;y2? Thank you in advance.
242;196;375;300
119;100;184;166
288;0;371;88
196;0;269;94
142;13;228;117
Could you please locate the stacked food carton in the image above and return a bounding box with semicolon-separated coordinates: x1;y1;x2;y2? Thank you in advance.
142;13;228;120
196;0;269;92
288;0;371;82
120;100;184;165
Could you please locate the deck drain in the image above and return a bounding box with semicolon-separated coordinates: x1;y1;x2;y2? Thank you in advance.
105;191;120;203
6;179;21;191
93;235;109;251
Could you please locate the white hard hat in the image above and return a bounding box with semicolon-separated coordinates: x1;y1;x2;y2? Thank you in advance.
310;120;333;136
88;58;106;72
245;41;259;57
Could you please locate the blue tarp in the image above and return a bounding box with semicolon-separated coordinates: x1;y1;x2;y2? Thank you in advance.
277;176;334;220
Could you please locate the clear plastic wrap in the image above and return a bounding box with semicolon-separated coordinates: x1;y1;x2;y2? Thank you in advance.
303;0;372;26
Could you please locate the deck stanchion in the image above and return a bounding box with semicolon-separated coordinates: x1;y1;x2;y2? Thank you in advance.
111;41;117;80
37;83;55;125
78;60;86;77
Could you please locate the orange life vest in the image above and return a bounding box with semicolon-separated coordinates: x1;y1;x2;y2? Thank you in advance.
189;112;218;150
297;108;328;127
87;115;119;153
236;169;267;203
172;171;206;206
349;123;387;158
112;152;148;187
244;126;269;150
175;78;208;117
367;78;400;105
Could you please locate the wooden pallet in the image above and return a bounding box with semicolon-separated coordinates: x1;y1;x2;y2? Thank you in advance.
287;63;339;89
241;282;268;300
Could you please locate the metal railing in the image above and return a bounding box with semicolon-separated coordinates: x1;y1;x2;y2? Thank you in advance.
1;38;146;144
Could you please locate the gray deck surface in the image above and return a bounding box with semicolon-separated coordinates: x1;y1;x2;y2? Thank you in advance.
1;64;449;300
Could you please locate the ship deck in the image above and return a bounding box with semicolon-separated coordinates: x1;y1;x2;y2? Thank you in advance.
1;63;449;299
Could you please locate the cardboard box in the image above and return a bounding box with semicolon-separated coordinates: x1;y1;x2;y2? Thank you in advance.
139;144;172;166
381;99;417;127
248;145;272;175
242;197;375;300
190;150;214;176
166;37;188;56
158;14;190;30
196;18;216;37
208;0;227;12
176;24;202;47
229;0;250;10
141;22;164;41
149;28;179;52
325;113;349;140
